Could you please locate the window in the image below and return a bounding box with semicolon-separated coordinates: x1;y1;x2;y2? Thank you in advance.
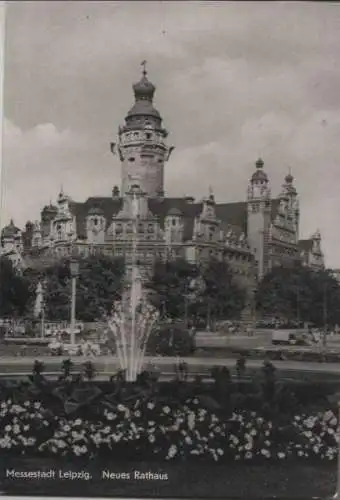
145;132;152;140
172;218;177;226
93;218;98;226
129;157;135;162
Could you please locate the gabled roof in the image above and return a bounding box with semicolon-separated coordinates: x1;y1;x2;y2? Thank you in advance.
215;202;247;234
298;239;313;253
69;198;122;238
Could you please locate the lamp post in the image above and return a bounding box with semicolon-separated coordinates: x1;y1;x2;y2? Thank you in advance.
323;282;328;348
69;258;79;346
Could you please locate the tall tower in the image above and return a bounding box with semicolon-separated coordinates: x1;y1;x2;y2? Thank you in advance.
112;63;174;198
281;171;300;241
247;158;271;280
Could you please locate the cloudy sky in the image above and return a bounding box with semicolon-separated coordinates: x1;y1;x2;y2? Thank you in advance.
1;1;340;266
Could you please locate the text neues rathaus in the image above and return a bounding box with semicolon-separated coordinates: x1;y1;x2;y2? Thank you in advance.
1;68;324;298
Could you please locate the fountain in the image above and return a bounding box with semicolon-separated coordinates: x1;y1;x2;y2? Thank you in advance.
107;184;160;382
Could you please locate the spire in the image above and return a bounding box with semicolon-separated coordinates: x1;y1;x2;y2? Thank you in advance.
251;157;268;183
285;167;294;184
132;61;156;103
141;59;147;77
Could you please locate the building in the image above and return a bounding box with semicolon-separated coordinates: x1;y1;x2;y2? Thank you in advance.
1;67;324;288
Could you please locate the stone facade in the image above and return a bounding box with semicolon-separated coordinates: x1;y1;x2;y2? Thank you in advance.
1;69;325;290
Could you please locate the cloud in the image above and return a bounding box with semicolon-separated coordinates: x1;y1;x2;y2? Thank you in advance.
2;1;340;268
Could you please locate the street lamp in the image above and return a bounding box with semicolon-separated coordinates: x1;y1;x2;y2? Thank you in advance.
323;282;328;348
69;258;79;346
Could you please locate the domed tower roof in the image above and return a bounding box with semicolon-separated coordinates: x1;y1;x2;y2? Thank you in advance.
285;172;294;184
251;158;268;183
132;72;155;102
126;63;161;121
2;219;20;238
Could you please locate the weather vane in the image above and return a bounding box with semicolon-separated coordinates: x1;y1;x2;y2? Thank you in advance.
141;60;147;77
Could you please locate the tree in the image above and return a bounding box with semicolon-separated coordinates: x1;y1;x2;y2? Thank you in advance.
147;258;246;323
24;255;125;322
147;259;199;319
256;263;340;326
198;260;246;323
0;256;31;318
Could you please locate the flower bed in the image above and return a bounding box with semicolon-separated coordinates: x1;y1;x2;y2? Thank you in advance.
1;396;339;463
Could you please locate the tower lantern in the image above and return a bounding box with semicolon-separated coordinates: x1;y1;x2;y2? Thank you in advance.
112;63;174;198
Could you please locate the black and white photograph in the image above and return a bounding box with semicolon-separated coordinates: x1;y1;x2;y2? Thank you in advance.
0;1;340;497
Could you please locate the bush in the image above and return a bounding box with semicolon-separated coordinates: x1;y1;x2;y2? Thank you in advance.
147;324;195;357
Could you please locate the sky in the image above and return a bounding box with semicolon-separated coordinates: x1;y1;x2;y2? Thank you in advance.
1;1;340;267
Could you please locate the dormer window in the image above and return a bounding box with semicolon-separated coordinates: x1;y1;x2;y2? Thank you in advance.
172;218;177;226
93;218;98;226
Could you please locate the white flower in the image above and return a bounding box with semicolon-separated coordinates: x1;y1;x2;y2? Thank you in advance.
163;406;170;414
278;452;286;459
117;404;125;412
245;451;253;459
134;410;141;417
185;436;193;445
168;445;177;458
106;412;115;421
74;419;82;426
12;424;20;435
4;425;11;432
147;402;155;410
217;448;224;456
33;402;41;409
148;435;155;443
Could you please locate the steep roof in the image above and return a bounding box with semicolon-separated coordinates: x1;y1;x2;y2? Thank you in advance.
69;198;122;238
46;195;289;244
1;219;21;239
148;197;203;241
298;239;313;252
215;202;247;234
